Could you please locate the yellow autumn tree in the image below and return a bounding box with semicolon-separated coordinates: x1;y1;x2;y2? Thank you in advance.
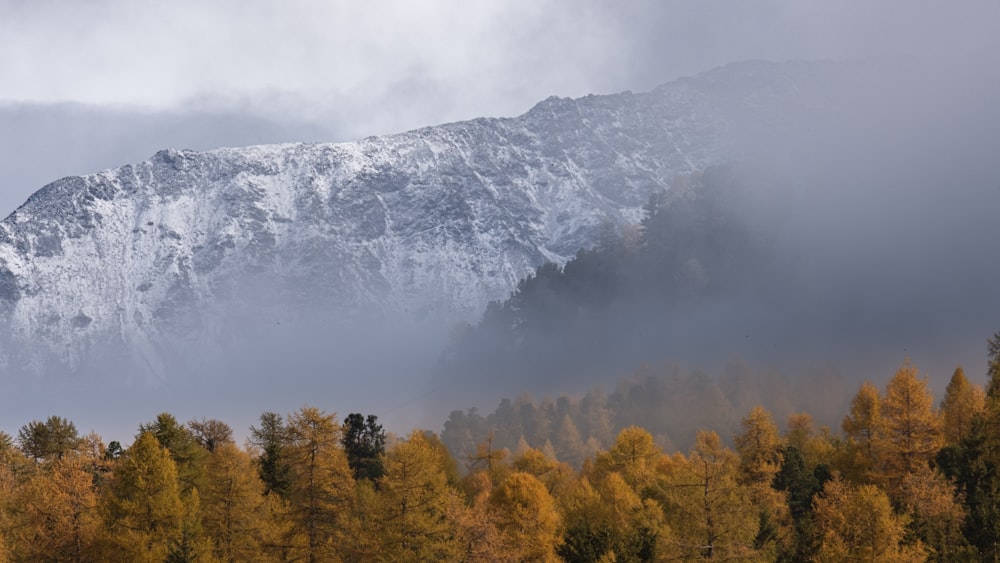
201;441;282;562
489;471;562;562
283;406;356;562
511;447;575;499
375;430;462;561
449;471;511;562
841;381;883;482
785;412;813;454
734;407;795;557
170;487;215;562
559;472;666;562
734;406;783;486
878;361;943;497
812;477;925;562
899;467;973;561
655;430;764;560
98;431;184;562
7;455;99;561
0;439;14;563
941;366;985;445
592;426;661;494
466;432;510;484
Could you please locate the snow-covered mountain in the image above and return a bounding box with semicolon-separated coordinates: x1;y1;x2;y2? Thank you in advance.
0;60;868;379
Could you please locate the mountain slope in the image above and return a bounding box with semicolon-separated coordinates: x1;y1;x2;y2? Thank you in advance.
0;60;876;379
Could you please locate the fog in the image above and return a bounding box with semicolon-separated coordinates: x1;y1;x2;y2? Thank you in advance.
755;55;1000;381
433;54;1000;417
5;54;1000;442
3;307;458;445
2;2;1000;441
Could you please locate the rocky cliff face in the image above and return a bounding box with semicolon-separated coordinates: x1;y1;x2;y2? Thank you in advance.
0;60;860;379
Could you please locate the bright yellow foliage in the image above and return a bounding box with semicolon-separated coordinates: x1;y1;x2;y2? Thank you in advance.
201;442;280;561
735;405;783;485
941;366;985;445
8;456;98;561
376;430;462;561
593;426;661;493
842;381;883;482
813;477;926;562
99;431;184;562
489;471;562;562
878;361;942;497
655;431;765;560
283;406;356;562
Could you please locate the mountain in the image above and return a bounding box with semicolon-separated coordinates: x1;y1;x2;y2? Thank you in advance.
0;59;944;382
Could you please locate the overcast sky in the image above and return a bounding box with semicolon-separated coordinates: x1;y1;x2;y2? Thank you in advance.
2;0;999;215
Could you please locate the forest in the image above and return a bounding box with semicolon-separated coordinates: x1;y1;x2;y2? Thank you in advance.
0;333;998;562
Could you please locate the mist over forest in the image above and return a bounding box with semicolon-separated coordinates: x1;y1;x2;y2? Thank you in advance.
0;53;998;447
435;55;1000;417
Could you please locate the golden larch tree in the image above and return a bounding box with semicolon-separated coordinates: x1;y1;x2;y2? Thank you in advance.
734;405;783;486
0;443;14;563
841;381;883;482
449;471;511;562
376;430;462;561
559;471;667;562
878;361;942;496
812;477;925;562
940;366;985;445
593;426;661;494
655;430;764;561
98;431;184;562
899;467;973;561
511;447;575;499
283;406;356;563
201;441;281;562
8;456;99;562
489;471;562;562
553;414;588;469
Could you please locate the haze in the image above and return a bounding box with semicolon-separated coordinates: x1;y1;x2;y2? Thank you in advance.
1;1;999;442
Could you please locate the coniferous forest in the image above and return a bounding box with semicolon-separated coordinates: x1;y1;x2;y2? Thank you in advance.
0;333;998;561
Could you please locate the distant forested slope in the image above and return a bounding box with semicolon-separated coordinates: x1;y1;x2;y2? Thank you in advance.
441;163;789;397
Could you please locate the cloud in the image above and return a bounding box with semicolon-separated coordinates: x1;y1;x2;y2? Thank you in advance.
1;1;621;129
5;1;998;137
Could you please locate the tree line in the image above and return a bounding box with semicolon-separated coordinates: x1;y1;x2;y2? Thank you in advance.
0;331;997;561
441;358;852;467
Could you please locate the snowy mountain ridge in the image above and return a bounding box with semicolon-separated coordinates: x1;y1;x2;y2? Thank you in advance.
0;60;862;378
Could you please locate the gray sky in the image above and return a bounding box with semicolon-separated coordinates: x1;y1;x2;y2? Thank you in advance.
3;0;999;216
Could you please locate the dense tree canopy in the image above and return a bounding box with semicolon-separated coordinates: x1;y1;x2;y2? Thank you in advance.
0;337;996;560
